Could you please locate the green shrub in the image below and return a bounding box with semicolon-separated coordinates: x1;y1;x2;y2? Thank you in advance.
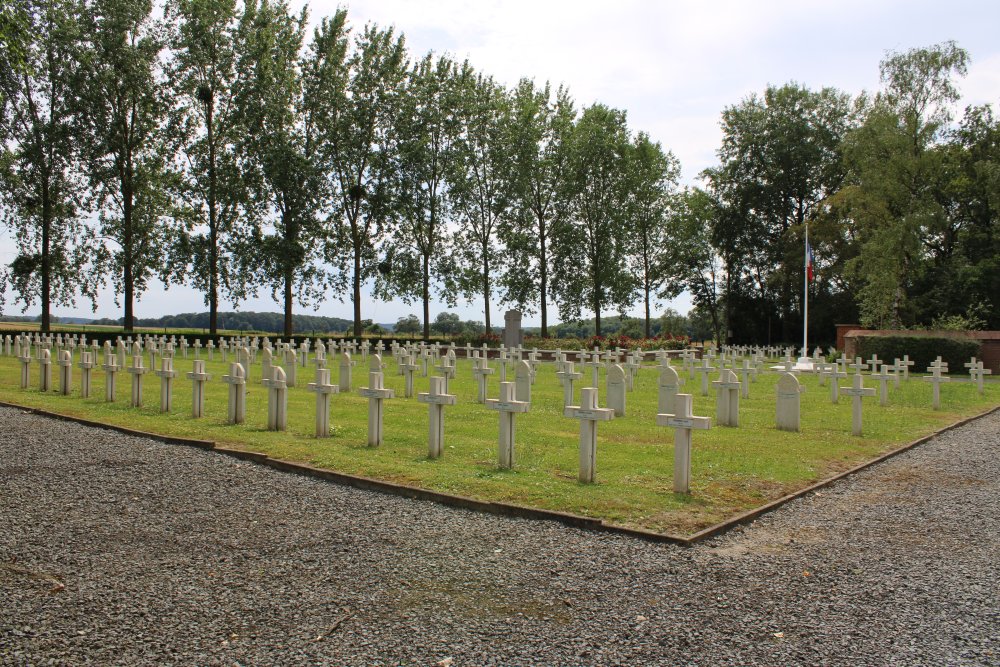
855;335;981;373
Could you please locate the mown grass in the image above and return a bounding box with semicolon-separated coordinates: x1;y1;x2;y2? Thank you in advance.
0;352;995;534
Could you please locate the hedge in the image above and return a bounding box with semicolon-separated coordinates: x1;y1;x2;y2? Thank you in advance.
855;335;981;373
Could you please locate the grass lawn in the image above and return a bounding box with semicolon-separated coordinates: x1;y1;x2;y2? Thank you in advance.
1;351;996;535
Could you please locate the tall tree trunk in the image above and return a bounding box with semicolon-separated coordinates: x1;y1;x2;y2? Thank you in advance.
539;217;548;337
207;94;219;335
422;253;430;340
283;269;293;338
353;243;362;338
40;179;51;334
482;242;491;332
644;285;651;339
123;181;134;333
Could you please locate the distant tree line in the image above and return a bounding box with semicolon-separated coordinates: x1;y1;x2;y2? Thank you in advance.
1;1;995;344
85;310;354;333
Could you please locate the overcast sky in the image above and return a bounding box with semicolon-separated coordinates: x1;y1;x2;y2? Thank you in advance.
7;0;999;325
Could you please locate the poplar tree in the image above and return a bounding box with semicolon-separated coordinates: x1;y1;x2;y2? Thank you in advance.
449;71;513;332
380;53;461;338
501;80;574;337
77;0;171;332
552;104;636;336
164;0;251;335
0;0;96;330
232;0;326;337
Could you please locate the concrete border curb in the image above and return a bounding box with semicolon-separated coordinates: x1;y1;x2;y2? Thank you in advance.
2;399;996;546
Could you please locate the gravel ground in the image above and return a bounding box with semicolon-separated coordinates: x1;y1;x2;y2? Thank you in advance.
1;405;998;667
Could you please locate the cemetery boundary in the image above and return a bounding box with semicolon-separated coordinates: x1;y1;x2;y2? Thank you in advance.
4;398;997;546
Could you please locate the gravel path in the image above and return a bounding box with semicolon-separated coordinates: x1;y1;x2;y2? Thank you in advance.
2;405;998;666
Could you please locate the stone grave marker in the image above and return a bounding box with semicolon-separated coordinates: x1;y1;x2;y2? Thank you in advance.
154;357;178;413
486;381;530;469
339;352;355;392
970;361;991;396
582;353;602;388
923;362;950;410
828;365;848;404
126;345;147;408
57;350;73;395
472;356;495;403
307;367;340;438
263;366;288;431
399;353;419;398
222;362;247;424
38;348;52;392
775;372;805;432
737;360;752;398
656;393;711;494
556;361;583;408
359;370;394;447
418;376;457;459
514;360;532;404
78;351;95;399
712;369;741;427
606;364;626;417
841;373;876;436
695;357;717;396
657;364;684;415
870;364;893;406
564;387;615;483
18;347;31;389
282;348;297;388
102;353;119;402
187;359;211;418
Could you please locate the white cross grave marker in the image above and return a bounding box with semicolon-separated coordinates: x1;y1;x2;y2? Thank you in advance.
870;364;893;406
841;373;876;436
486;380;531;469
656;393;711;494
472;355;495;403
418;376;457;459
222;362;247;424
307;367;340;437
556;360;583;408
564;387;615;483
923;362;950;410
78;351;95;399
154;357;178;413
712;369;741;427
263;366;288;431
358;369;394;447
186;359;211;418
126;344;147;408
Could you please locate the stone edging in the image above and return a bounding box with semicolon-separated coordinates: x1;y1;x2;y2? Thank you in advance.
2;399;996;546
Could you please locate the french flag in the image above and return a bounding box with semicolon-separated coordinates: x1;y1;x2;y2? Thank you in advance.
806;241;815;282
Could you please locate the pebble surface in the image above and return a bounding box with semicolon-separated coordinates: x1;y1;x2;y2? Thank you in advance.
2;405;998;666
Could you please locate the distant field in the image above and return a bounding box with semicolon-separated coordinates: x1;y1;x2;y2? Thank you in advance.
0;352;995;535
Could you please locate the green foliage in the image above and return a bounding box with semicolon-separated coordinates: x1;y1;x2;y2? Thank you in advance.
379;53;460;338
499;80;575;336
316;17;406;337
705;82;853;343
394;314;421;334
855;335;980;372
626;132;682;337
552;104;636;335
449;71;514;331
0;0;99;330
163;0;253;334
231;0;328;337
77;0;173;332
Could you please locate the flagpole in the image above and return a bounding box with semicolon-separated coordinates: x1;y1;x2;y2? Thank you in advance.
803;222;809;359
